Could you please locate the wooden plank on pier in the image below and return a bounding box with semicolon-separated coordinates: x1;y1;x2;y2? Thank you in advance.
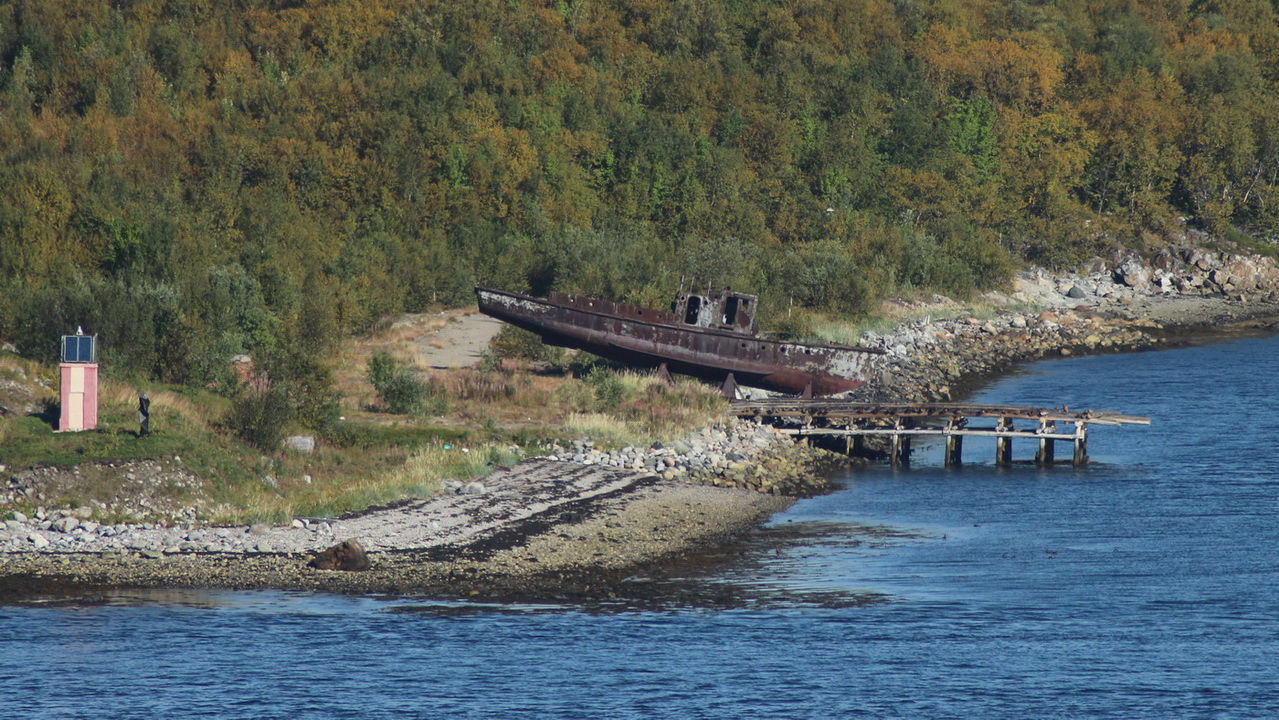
732;399;1150;426
731;398;1147;467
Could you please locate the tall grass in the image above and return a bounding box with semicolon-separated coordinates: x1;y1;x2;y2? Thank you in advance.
562;412;646;447
217;442;519;525
439;368;530;402
0;353;55;417
100;381;231;433
566;371;726;447
0;352;55;382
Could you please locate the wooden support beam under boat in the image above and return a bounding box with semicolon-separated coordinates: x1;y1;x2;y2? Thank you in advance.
720;372;739;400
656;363;673;384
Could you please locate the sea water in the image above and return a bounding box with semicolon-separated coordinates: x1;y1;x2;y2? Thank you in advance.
3;333;1278;719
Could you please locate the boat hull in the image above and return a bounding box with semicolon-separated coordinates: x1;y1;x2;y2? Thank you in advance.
475;287;879;396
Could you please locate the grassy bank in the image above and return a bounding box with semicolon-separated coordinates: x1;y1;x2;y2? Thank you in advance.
1;331;727;527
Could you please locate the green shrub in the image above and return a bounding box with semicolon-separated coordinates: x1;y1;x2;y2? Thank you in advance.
380;371;428;414
488;325;563;362
366;350;431;414
366;351;398;391
560;350;616;378
768;310;816;341
225;385;294;450
766;240;871;315
586;366;627;411
477;350;503;373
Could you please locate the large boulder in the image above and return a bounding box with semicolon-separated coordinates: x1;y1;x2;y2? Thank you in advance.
1113;258;1151;289
308;539;371;571
1188;249;1217;271
283;435;316;454
1081;257;1109;274
1223;256;1259;290
1151;247;1183;272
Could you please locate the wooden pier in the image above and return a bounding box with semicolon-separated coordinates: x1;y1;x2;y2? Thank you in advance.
731;399;1150;467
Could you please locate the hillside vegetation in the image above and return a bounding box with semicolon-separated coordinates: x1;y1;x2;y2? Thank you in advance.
4;0;1279;423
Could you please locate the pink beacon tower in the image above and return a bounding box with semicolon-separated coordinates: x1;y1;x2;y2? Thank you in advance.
59;327;98;431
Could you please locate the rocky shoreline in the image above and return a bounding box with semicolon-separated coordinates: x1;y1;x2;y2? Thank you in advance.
0;479;794;606
0;420;842;604
852;245;1279;404
5;243;1279;603
1;423;839;558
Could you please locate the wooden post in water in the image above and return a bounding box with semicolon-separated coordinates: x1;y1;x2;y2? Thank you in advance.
945;434;963;467
1073;422;1089;466
1036;421;1056;466
944;417;964;467
996;417;1013;467
890;416;912;467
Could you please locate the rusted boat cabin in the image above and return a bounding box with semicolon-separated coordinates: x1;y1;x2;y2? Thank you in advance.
671;289;760;336
531;288;762;337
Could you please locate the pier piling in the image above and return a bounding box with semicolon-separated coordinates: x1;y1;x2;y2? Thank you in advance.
944;429;964;468
1073;426;1089;466
995;417;1013;467
1036;421;1057;465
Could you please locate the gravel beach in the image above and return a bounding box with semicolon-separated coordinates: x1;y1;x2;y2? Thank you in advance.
0;423;829;603
0;476;792;604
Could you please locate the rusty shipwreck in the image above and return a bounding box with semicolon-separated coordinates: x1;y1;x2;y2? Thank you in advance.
475;286;883;396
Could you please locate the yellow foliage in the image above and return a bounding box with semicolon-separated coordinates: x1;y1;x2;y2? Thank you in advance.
916;26;1064;109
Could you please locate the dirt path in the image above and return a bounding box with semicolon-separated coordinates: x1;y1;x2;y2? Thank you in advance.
412;310;505;369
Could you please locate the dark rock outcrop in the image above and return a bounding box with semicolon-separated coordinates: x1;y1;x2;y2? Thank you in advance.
309;539;371;571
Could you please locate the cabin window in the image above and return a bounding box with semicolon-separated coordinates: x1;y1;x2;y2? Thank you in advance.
684;296;703;324
723;297;740;325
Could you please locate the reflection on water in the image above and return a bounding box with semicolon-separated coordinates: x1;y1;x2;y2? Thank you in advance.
9;587;417;614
